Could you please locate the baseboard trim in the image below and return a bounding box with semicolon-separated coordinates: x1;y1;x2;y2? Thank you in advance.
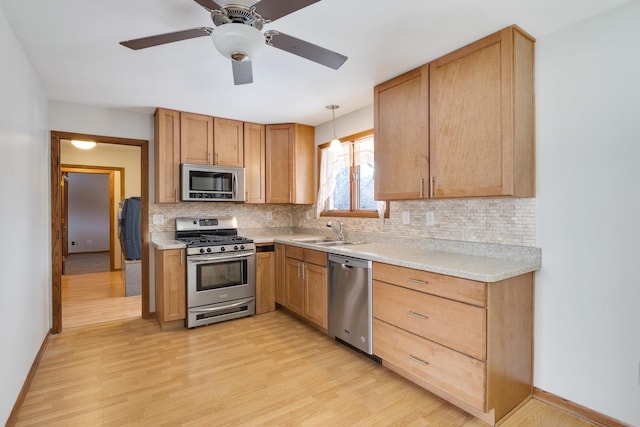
533;387;631;427
5;330;52;426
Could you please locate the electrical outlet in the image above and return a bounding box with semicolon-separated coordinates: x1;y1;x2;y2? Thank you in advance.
152;214;164;225
266;212;273;220
402;211;410;225
426;211;435;226
305;210;312;220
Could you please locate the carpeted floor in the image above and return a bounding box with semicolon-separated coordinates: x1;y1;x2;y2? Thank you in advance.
64;251;110;275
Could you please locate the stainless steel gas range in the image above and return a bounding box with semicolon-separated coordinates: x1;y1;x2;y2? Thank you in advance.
175;216;256;328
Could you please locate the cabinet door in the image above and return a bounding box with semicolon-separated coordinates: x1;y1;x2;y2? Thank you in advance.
155;248;186;322
214;117;244;167
265;124;292;203
429;26;534;198
275;244;286;305
180;112;213;165
154;108;181;203
291;124;315;204
284;257;304;316
374;65;429;200
244;122;266;203
256;250;275;314
304;263;327;329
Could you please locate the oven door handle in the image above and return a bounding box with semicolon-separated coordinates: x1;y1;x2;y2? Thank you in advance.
189;297;255;313
188;252;252;263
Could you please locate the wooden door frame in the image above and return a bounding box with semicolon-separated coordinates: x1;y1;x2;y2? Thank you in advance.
51;131;150;334
62;165;126;271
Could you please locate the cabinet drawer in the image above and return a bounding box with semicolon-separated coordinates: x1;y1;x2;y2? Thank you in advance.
373;262;486;307
373;281;486;360
304;249;327;267
374;318;486;411
286;245;304;261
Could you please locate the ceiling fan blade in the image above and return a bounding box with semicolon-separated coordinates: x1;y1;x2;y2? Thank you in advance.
192;0;224;12
232;60;254;85
120;27;212;50
268;32;347;70
254;0;321;21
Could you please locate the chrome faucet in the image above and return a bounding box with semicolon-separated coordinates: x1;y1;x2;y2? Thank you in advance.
327;219;345;241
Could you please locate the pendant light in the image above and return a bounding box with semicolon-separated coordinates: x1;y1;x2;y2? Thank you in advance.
326;105;341;152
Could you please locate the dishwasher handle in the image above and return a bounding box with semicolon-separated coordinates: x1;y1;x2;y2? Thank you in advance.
328;253;372;269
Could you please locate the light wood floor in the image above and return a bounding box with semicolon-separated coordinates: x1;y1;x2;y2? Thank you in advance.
62;271;141;329
14;311;595;426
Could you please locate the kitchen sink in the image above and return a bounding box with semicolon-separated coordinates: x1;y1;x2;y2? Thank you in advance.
289;237;334;243
314;240;362;246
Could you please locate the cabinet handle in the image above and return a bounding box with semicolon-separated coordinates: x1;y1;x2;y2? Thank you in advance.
430;176;435;198
297;262;301;278
301;263;306;278
420;177;424;198
407;310;428;320
174;188;178;202
180;251;184;266
408;354;430;367
208;151;212;163
216;152;219;164
406;277;428;285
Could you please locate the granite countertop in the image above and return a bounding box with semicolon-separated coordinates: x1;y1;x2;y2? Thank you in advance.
151;232;541;283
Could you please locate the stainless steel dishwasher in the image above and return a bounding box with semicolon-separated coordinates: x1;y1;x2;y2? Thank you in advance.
328;253;373;355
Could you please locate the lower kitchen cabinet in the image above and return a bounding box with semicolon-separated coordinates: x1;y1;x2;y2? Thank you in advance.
154;248;186;329
282;245;328;330
372;262;533;425
255;244;275;314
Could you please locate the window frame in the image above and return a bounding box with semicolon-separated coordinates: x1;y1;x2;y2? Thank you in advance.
317;130;389;218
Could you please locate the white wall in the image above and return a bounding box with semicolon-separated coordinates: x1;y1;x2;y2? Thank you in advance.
0;8;50;425
535;2;640;425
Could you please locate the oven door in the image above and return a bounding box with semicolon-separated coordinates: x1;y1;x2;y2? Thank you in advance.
186;251;256;308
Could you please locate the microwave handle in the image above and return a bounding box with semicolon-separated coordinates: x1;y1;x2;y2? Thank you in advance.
233;173;240;201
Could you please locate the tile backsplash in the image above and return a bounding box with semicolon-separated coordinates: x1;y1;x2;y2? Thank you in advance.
150;198;536;247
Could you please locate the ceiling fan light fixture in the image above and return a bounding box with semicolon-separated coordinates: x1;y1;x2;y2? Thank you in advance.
70;140;96;150
211;23;265;61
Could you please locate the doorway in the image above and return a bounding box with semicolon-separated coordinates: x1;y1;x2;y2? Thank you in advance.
51;131;150;334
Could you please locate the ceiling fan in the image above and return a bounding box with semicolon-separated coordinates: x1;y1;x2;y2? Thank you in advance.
120;0;348;85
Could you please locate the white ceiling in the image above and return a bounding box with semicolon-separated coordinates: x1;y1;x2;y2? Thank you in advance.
0;0;630;125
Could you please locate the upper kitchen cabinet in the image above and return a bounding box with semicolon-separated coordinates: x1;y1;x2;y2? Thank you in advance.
154;108;181;203
244;122;266;204
180;111;214;165
429;25;535;198
374;65;429;200
265;123;315;204
214;117;244;167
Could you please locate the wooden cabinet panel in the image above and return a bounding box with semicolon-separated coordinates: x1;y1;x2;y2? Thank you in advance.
374;65;429;200
256;248;275;314
275;244;286;305
285;257;304;316
372;262;486;307
430;26;535;198
180;112;213;165
304;262;327;329
265;123;315;204
154;108;180;203
266;124;292;203
373;281;486;360
154;248;185;324
244;122;265;203
374;318;486;411
214;117;244;167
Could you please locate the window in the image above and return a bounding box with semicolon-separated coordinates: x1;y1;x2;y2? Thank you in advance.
316;131;387;218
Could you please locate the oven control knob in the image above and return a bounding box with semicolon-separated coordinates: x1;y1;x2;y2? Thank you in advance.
220;247;226;252
240;245;245;250
234;245;239;251
206;248;212;253
199;248;205;254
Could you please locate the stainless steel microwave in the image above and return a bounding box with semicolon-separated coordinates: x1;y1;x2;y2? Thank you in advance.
181;163;245;202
